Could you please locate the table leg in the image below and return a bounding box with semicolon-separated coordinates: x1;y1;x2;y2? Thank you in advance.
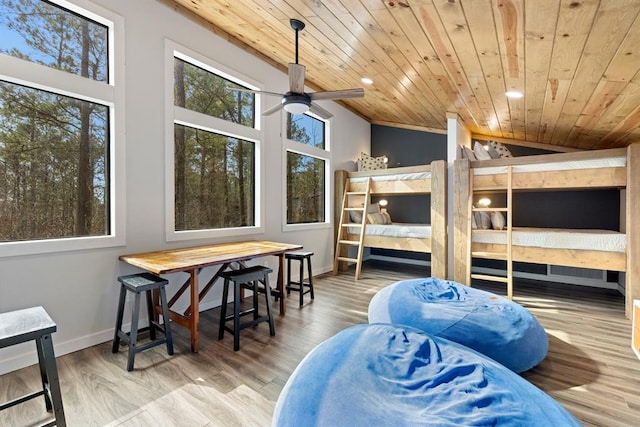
277;254;286;314
190;269;199;352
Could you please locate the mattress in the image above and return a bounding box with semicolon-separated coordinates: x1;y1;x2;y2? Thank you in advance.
473;156;626;176
349;171;431;182
348;223;431;238
472;227;626;253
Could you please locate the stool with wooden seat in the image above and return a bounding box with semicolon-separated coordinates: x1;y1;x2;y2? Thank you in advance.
112;272;173;371
0;306;66;427
286;251;315;307
218;265;275;351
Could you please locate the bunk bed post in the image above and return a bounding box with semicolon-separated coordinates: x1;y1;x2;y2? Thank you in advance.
453;159;471;285
626;143;639;319
334;170;349;272
430;160;448;279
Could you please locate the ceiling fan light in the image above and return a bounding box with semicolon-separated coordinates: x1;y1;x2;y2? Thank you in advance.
282;94;311;114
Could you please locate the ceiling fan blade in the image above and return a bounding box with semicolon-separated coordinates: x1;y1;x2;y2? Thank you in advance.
308;102;333;119
309;88;365;101
262;102;284;116
226;86;283;97
289;63;306;93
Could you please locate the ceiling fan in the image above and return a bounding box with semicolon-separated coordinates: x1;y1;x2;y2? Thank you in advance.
229;18;364;119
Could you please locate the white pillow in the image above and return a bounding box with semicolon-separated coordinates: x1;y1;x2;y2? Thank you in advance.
367;203;380;214
471;213;478;229
491;211;506;230
473;141;492;160
381;211;392;224
349;210;363;223
462;145;476;160
474;211;491;229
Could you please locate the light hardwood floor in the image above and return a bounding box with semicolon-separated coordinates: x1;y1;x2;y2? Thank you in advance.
1;261;639;426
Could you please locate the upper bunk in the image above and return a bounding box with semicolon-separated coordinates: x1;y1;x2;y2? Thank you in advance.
462;146;628;192
453;142;639;318
334;160;448;279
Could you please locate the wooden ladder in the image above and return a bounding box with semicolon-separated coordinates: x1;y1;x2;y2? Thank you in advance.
333;178;372;280
469;166;514;299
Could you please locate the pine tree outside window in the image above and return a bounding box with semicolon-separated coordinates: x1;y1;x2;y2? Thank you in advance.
167;43;262;240
285;112;329;225
0;0;124;256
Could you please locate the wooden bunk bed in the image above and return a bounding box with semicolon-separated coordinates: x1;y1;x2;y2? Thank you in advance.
453;143;639;318
334;161;447;280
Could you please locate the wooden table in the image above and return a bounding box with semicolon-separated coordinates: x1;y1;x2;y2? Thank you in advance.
119;240;303;352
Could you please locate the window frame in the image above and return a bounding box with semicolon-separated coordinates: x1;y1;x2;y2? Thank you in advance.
165;40;265;241
0;0;125;257
282;111;332;232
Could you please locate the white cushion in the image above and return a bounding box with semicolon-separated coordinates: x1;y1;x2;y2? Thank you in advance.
473;141;492;160
491;211;506;230
367;212;387;224
474;211;491;229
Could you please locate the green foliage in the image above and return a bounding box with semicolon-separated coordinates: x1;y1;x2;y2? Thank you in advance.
0;0;109;242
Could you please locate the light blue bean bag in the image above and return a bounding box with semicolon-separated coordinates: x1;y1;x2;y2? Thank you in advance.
367;277;548;373
273;324;580;427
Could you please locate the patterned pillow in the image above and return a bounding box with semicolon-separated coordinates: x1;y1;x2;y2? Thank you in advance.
488;141;513;158
367;212;387;224
360;152;387;171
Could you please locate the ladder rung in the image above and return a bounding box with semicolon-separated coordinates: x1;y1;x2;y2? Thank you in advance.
336;256;358;263
471;251;508;260
346;191;367;195
471;274;509;283
341;223;362;227
345;207;364;211
472;207;508;212
338;240;360;246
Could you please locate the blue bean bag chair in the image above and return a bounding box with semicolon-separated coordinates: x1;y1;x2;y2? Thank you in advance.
273;324;579;427
367;277;548;373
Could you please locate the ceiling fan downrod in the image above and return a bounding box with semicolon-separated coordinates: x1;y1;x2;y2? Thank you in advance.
290;18;305;65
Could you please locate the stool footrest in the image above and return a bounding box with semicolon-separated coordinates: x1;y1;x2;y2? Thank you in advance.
0;389;46;411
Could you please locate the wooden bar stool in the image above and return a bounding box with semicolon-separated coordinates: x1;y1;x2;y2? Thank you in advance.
0;306;66;427
218;265;275;351
112;272;173;371
286;251;315;307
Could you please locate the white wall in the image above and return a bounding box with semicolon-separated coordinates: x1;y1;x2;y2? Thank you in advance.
0;0;370;374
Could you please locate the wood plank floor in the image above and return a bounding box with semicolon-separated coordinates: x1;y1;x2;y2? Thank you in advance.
1;260;639;426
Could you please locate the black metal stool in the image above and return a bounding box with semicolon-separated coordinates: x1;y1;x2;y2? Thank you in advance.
112;272;173;371
0;306;66;427
286;251;315;307
218;265;275;351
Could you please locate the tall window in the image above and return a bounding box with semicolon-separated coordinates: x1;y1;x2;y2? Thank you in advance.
168;44;261;240
0;0;123;255
285;113;329;225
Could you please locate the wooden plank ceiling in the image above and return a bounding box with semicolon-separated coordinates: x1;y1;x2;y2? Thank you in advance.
164;0;640;151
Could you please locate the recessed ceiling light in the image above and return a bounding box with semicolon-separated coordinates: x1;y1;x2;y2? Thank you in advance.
361;77;373;85
506;90;524;99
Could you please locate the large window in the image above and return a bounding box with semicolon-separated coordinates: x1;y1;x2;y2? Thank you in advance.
285;112;329;225
167;43;262;240
0;0;124;256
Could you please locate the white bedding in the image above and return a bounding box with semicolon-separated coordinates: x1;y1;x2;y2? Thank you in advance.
473;156;626;176
349;171;431;183
472;227;626;253
348;223;431;239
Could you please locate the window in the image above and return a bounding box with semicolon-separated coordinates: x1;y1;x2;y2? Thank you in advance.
285;112;330;226
167;43;262;240
0;0;124;256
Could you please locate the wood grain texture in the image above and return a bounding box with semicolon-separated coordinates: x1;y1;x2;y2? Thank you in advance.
161;0;640;150
1;261;639;426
